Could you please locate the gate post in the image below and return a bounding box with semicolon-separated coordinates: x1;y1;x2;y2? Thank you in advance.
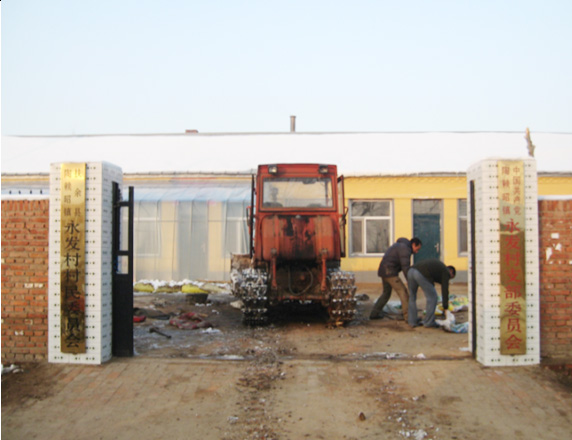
467;158;540;366
112;184;134;357
48;162;123;364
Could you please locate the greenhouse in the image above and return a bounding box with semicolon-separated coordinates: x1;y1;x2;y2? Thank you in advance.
131;176;252;282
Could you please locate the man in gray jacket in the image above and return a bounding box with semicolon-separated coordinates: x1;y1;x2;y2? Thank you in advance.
407;259;456;328
370;237;422;322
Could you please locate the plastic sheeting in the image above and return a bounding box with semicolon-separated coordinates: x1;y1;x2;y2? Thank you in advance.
132;179;251;282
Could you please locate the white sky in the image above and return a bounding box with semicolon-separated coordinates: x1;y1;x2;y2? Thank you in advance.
2;1;572;136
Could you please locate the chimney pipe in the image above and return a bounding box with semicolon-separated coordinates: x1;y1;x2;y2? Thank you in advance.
290;115;296;133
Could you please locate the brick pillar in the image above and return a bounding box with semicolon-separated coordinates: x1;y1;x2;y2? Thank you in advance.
1;199;50;363
539;199;572;360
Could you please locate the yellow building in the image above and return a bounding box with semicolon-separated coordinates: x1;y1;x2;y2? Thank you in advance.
341;172;571;282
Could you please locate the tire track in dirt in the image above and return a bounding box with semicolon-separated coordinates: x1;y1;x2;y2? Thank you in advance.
222;327;290;440
356;365;438;439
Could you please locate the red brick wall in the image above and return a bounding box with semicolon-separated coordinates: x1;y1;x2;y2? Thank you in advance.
539;199;572;362
1;199;50;363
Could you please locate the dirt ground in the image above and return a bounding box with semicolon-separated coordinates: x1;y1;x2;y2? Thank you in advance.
3;284;572;440
129;283;472;361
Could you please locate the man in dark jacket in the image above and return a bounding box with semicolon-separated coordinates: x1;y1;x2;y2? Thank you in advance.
370;237;422;322
407;259;456;328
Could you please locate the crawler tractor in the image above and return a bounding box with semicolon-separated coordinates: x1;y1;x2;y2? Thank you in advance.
231;164;357;325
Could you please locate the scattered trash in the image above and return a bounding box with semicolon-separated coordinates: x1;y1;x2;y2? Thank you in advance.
230;300;243;309
414;353;426;360
436;310;455;329
2;364;23;375
436;310;469;333
133;281;155;293
169;311;213;330
182;285;209;294
133;315;147;323
358;412;366;421
200;327;221;334
186;293;208;305
436;294;469;314
368;352;407;360
448;322;469;333
382;301;404;320
219;355;244;360
133;279;231;295
134;308;173;321
151;299;167;308
149;327;172;339
355;293;370;301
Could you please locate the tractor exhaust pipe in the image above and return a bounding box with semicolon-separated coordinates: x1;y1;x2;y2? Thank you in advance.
290;115;296;133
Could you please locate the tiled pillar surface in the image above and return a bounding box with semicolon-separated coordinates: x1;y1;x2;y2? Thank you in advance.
48;162;123;364
467;158;540;366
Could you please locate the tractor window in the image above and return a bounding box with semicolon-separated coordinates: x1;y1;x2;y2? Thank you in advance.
262;178;333;208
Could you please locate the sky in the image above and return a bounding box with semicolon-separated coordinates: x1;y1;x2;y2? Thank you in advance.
2;0;572;136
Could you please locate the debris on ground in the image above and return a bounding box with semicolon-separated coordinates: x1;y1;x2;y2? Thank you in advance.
134;279;231;295
149;327;171;339
2;364;23;375
370;352;407;360
227;333;285;440
169;311;214;330
436;294;469;314
230;300;243;309
436;310;469;333
383;301;404;317
449;322;469;333
134;307;173;320
375;295;469;332
399;428;428;439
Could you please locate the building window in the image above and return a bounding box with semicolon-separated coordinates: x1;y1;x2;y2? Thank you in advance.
350;200;392;256
458;199;468;255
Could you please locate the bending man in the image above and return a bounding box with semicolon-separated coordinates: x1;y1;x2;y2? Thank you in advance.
407;259;456;328
370;237;422;322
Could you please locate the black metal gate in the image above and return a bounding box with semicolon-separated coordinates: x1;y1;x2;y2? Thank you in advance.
470;180;477;358
112;183;134;357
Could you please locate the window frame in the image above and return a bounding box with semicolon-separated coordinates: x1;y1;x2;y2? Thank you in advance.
261;176;335;209
349;199;393;257
458;198;468;256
